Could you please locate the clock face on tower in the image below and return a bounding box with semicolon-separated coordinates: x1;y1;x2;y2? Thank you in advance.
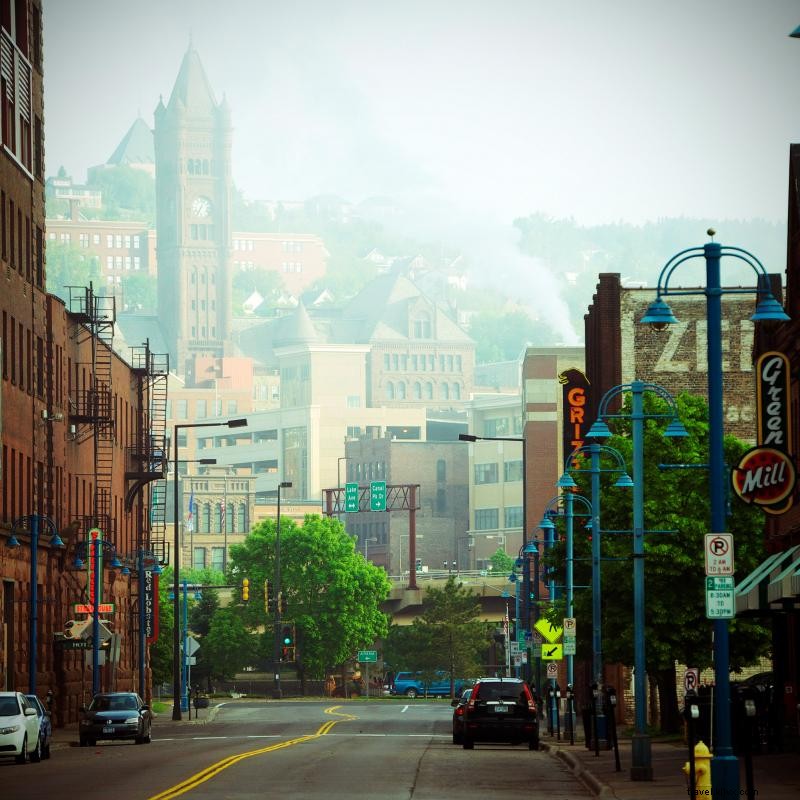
191;196;212;218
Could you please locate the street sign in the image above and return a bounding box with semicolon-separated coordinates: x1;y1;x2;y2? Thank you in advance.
546;662;559;678
59;639;92;650
345;483;359;512
73;603;115;614
705;576;736;619
563;617;576;639
705;533;734;576
683;668;700;693
563;640;576;656
541;643;563;660
509;642;521;655
185;656;197;666
534;619;563;644
187;636;201;656
370;481;387;511
517;629;527;646
358;650;378;662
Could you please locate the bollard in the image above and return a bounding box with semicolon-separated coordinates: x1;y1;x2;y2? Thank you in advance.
565;684;575;746
604;686;621;772
555;684;562;741
682;741;712;797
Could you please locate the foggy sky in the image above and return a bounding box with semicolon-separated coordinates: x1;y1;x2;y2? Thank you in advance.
43;0;800;227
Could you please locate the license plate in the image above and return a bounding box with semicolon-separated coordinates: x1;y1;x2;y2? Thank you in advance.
102;726;115;733
495;705;508;713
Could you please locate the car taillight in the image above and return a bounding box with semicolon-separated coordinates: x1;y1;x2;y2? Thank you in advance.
467;685;479;709
456;706;464;717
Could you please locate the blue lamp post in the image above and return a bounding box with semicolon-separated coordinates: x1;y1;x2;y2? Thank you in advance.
559;444;632;743
7;516;64;693
640;234;789;793
589;381;688;779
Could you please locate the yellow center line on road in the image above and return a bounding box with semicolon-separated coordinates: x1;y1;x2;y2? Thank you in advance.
147;705;357;800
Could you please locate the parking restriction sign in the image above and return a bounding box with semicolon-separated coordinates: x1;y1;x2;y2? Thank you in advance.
705;533;734;576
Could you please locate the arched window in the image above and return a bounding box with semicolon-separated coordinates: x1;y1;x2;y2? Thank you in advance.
453;383;461;400
441;383;450;400
385;382;395;400
413;381;421;399
227;504;235;534
202;503;211;533
397;382;406;400
237;504;246;532
424;381;433;400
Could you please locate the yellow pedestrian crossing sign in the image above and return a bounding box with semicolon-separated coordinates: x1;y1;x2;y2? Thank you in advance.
541;643;563;660
534;619;563;644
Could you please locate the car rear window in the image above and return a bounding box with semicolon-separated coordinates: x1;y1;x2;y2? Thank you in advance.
476;682;528;702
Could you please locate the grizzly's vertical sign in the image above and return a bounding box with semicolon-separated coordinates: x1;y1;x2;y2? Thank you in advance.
559;368;590;463
731;351;795;513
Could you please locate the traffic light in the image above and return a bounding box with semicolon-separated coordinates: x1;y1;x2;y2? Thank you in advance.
242;578;250;602
280;593;288;614
264;579;269;613
282;625;294;647
415;558;422;571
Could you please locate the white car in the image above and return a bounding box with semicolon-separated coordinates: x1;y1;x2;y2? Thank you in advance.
0;691;43;763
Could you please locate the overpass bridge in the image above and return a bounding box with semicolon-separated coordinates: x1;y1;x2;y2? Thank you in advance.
382;571;520;625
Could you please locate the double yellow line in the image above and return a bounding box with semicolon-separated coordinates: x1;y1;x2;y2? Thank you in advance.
148;706;357;800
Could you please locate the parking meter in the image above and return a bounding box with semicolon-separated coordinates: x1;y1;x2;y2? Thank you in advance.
564;684;575;745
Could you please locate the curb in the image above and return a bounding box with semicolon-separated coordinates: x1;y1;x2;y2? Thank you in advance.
543;742;617;799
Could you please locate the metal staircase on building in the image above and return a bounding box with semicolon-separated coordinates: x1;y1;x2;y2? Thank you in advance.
125;341;170;564
67;284;116;538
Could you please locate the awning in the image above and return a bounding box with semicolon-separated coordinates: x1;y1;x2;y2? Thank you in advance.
735;545;800;613
767;547;800;605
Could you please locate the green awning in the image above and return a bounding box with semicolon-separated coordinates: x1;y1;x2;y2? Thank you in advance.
767;547;800;605
735;545;800;613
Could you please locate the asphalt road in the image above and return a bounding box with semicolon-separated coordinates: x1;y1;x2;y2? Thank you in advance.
0;700;594;800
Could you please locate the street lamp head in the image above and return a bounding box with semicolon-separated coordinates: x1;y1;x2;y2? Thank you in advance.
6;534;21;549
279;481;292;489
458;433;477;442
49;531;65;548
751;294;790;322
614;472;634;489
152;562;163;575
110;553;123;569
121;565;131;576
73;555;84;569
663;418;690;438
198;458;217;465
586;419;612;439
557;472;578;489
226;418;248;428
538;515;555;532
523;541;538;554
640;296;678;330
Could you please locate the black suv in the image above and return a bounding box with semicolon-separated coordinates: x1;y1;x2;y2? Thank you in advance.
461;677;539;750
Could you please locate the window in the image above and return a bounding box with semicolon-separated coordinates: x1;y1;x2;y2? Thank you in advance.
475;508;499;530
436;489;447;513
436;459;446;482
453;383;461;400
210;547;225;572
504;460;523;482
193;548;206;570
474;463;499;484
202;504;211;533
504;506;523;527
484;417;510;437
176;399;189;419
441;383;450;400
424;381;433;400
196;399;207;418
413;382;421;400
237;503;247;532
412;311;432;339
397;382;406;400
385;382;394;400
227;400;237;414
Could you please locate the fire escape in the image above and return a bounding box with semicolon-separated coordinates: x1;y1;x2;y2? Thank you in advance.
125;341;170;564
67;284;116;538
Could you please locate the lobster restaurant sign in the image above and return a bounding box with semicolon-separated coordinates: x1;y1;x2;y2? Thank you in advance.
731;352;795;513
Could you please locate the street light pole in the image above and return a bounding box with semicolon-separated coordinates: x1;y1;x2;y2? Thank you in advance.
272;480;292;700
172;417;247;721
641;236;788;794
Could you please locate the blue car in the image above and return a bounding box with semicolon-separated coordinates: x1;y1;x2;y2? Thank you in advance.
24;695;52;760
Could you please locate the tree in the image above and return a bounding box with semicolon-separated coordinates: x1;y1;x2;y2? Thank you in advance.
202;608;258;682
228;514;391;684
85;165;155;223
557;391;769;732
120;273;157;312
45;241;102;303
406;576;490;697
489;548;515;576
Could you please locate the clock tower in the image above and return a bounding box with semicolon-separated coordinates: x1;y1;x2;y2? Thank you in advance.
154;45;233;376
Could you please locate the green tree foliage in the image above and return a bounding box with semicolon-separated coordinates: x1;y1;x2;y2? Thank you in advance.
202;608;258;682
554;391;769;732
387;577;490;696
45;241;102;302
468;309;546;363
228;514;391;680
489;548;515;576
84;166;155;223
119;273;157;312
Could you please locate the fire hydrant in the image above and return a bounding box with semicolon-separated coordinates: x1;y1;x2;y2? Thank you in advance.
683;740;712;796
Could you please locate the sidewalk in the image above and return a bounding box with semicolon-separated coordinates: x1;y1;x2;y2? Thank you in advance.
543;733;800;799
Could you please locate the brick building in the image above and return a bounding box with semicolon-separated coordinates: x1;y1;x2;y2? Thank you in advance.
1;3;162;726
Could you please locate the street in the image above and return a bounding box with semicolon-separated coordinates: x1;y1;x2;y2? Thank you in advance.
0;700;592;800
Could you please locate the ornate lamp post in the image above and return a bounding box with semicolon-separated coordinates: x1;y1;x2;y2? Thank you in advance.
588;381;688;779
640;234;788;793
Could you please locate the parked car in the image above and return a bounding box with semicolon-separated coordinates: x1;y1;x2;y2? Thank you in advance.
451;688;472;744
24;694;52;760
461;677;539;750
390;671;468;698
79;692;152;746
0;691;43;763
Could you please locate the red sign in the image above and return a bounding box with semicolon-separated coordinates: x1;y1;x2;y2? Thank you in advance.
731;447;796;508
73;603;114;614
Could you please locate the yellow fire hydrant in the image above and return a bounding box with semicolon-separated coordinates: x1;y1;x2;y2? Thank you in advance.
682;740;712;796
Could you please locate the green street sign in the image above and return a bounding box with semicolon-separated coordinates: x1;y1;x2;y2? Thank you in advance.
358;650;378;662
705;576;735;619
370;481;387;511
345;483;359;513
